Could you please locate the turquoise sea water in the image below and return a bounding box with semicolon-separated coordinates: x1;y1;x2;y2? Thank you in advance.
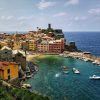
27;55;100;100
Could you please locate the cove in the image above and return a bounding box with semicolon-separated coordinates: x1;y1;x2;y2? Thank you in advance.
26;55;100;100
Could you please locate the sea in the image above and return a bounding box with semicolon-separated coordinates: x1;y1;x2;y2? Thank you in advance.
64;32;100;57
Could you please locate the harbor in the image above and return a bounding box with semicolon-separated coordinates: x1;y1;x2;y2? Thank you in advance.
26;55;100;100
63;51;100;66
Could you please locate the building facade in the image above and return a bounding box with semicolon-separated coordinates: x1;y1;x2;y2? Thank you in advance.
28;40;36;51
37;39;65;53
0;62;19;80
38;41;49;52
49;39;65;53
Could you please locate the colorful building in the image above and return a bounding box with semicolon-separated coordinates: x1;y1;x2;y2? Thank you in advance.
37;38;65;53
28;40;36;51
38;41;49;52
49;39;65;53
0;62;19;80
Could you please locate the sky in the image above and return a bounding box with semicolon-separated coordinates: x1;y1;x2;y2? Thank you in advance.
0;0;100;31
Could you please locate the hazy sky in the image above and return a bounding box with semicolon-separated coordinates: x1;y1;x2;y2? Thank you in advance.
0;0;100;31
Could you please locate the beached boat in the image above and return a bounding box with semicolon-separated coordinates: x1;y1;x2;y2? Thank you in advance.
73;68;80;74
89;75;100;80
22;83;31;88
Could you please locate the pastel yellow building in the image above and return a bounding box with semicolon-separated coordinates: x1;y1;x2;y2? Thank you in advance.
28;40;36;51
0;62;19;80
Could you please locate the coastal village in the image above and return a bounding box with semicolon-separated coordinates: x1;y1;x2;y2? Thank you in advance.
0;24;100;81
0;24;78;88
0;24;100;99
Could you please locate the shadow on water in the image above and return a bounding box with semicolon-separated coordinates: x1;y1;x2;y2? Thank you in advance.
36;55;64;68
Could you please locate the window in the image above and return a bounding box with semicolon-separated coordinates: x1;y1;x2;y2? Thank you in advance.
8;75;10;80
5;51;7;54
7;69;10;74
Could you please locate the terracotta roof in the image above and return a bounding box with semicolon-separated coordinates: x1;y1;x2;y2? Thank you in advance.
0;61;18;67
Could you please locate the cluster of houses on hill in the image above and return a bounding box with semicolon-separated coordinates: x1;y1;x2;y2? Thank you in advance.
0;24;77;53
0;24;78;81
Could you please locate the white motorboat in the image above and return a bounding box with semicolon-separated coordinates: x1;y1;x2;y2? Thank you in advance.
89;75;100;80
73;68;80;74
84;59;89;62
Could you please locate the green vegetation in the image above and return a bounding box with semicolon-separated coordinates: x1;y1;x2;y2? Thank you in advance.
0;81;49;100
41;28;54;34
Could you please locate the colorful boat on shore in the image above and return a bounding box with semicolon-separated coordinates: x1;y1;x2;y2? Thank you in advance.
72;68;80;74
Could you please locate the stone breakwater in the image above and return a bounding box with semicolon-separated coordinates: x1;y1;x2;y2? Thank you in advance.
62;51;100;66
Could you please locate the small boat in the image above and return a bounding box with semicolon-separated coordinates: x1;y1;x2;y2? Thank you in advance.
22;84;31;88
62;66;67;70
26;75;32;78
84;59;89;62
34;66;39;72
89;75;100;80
73;68;80;74
62;66;69;74
92;61;96;64
63;71;69;74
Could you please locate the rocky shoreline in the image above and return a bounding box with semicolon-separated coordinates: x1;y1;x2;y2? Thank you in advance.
26;51;100;66
62;51;100;66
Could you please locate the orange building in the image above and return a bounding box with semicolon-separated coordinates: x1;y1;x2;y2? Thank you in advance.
0;62;19;80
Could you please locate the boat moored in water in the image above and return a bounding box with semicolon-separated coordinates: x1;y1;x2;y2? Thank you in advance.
63;71;69;74
89;75;100;80
73;68;80;74
62;66;69;74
